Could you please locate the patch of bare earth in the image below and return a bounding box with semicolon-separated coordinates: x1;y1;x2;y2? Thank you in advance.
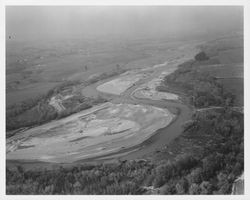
7;102;174;163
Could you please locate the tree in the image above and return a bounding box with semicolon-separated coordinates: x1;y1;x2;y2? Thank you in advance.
200;181;213;194
160;183;176;194
116;64;120;71
195;51;209;61
187;167;203;184
202;154;224;179
216;180;231;194
189;183;201;194
217;172;228;188
175;178;189;194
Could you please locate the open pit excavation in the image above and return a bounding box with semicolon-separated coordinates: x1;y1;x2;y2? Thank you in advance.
6;102;175;163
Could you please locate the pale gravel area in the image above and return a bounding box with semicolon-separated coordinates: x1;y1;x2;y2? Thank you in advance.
6;103;175;163
132;70;179;101
96;73;145;95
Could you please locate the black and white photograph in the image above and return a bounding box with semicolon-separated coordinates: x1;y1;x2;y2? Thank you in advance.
1;0;248;198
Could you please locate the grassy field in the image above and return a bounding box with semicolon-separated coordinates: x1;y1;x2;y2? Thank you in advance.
220;78;244;106
199;34;243;57
218;48;243;64
196;63;243;78
197;34;243;106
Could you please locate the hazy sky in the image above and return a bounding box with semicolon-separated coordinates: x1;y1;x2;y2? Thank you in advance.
6;6;243;41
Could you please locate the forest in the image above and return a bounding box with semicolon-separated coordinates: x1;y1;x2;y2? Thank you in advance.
158;54;235;108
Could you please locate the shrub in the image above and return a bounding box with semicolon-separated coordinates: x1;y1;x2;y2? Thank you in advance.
195;52;209;61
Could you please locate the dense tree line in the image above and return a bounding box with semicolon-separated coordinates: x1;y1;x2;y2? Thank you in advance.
194;51;209;61
6;80;106;133
56;95;107;119
6;100;57;134
6;80;80;122
6;94;52;119
6;95;107;134
158;59;235;108
86;69;126;85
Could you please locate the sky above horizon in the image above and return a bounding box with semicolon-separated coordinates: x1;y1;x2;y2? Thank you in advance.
6;6;243;41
